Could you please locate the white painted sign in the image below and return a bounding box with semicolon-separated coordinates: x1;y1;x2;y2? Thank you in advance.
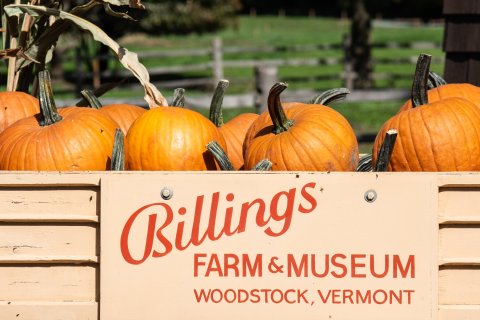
100;172;437;320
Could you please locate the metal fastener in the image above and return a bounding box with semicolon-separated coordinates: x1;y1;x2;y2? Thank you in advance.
161;187;173;200
364;189;377;203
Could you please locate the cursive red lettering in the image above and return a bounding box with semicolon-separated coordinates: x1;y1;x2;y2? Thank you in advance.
120;203;173;264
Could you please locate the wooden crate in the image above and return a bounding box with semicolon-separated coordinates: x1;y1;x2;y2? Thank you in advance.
0;173;101;320
438;175;480;319
0;172;478;320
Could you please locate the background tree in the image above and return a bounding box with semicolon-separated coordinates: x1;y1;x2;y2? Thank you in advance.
351;0;373;89
80;0;242;37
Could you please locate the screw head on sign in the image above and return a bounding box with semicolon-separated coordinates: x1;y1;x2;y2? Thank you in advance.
161;187;173;200
364;189;377;203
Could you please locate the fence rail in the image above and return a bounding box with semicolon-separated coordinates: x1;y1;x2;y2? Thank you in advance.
68;37;443;113
64;35;444;145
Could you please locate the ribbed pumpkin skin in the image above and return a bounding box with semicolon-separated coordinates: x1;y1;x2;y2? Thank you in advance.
98;104;146;135
219;113;258;170
125;107;227;171
0;107;117;171
399;83;480;112
373;97;480;171
243;104;359;171
0;91;40;133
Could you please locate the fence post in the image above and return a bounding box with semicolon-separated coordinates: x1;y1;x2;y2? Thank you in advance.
212;37;224;86
343;34;354;90
92;57;101;89
254;64;278;114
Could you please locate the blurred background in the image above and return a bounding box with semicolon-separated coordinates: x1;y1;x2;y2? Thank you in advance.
2;0;468;152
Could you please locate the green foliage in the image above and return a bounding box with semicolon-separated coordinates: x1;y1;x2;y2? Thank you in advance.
138;0;242;35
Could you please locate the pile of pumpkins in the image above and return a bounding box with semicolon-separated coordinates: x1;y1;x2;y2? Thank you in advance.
1;53;480;172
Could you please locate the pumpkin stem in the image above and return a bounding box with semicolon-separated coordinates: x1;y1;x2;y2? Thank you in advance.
80;89;103;109
374;129;398;172
111;128;125;171
253;159;272;171
172;88;185;107
411;54;431;108
268;82;294;134
356;154;373;172
427;71;447;89
206;140;234;171
309;88;350;105
209;79;229;127
38;70;63;126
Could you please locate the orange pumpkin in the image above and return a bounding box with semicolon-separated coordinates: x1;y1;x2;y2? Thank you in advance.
399;83;480;112
0;71;118;171
243;83;358;171
125;104;227;171
399;56;480;113
217;113;258;169
0;91;39;133
209;80;258;170
81;89;146;135
373;54;480;171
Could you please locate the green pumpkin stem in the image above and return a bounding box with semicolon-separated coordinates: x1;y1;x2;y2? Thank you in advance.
356;154;373;172
253;159;272;171
309;88;350;105
111;128;125;171
374;129;398;172
206;140;234;171
427;71;447;89
80;89;103;109
172;88;185;107
38;70;62;126
411;54;431;108
209;79;229;127
268;82;294;134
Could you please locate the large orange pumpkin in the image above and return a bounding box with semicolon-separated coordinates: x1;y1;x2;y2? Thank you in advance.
373;54;480;171
209;80;258;170
0;91;39;133
0;71;118;171
243;83;358;171
399;55;480;112
81;89;146;135
125;104;227;171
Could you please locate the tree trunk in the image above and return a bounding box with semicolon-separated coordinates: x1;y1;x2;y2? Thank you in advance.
351;0;373;89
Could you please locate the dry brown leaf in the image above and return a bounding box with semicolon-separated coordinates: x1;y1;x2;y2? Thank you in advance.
0;48;21;60
4;4;167;107
102;0;145;10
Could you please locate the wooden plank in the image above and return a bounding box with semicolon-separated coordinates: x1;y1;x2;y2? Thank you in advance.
0;265;97;301
443;0;480;14
0;224;97;260
0;301;97;320
439;268;480;305
0;214;98;222
102;62;212;77
0;255;98;264
444;19;480;52
0;172;101;186
439;226;480;264
0;187;99;217
223;57;342;68
137;47;211;58
438;187;480;221
466;55;480;85
444;53;469;84
56;88;412;110
439;305;480;320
